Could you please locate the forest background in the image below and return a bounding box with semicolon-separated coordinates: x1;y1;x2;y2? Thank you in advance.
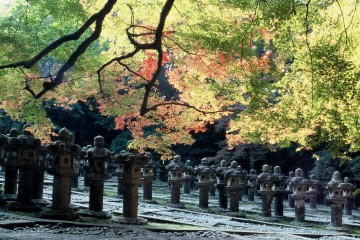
0;0;359;183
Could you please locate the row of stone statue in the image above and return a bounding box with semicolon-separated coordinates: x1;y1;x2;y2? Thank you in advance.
165;156;355;228
0;126;151;224
0;125;356;227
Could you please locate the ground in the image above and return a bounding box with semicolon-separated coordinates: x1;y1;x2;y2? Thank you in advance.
0;172;359;239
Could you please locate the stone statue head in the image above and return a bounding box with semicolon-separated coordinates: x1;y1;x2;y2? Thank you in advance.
295;168;304;177
344;177;350;183
262;164;271;173
94;135;105;148
58;127;70;141
274;166;281;174
220;160;227;167
230;160;238;169
289;171;295;178
250;169;257;175
201;158;208;165
173;154;181;163
23;123;32;135
331;171;341;181
185;159;192;166
10;128;19;138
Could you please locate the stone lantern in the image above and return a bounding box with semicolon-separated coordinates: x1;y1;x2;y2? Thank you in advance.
225;161;244;213
326;171;345;227
195;158;213;209
114;143;149;225
272;166;286;217
257;164;276;218
215;160;228;209
81;136;112;219
115;150;125;198
183;160;194;194
42;128;81;220
307;174;319;209
0;128;18;199
247;169;257;201
209;164;217;197
82;145;92;188
286;171;295;208
166;154;185;208
141;152;160;204
290;168;309;222
342;177;354;216
9;124;42;212
32;146;47;204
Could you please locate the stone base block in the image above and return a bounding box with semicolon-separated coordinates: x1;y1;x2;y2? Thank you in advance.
8;202;41;212
39;208;79;221
113;216;147;225
78;209;112;219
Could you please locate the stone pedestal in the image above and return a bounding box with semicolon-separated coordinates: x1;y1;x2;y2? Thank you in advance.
216;183;227;209
195;160;213;209
225;161;244;214
342;177;354;216
115;163;124;198
272;166;286;217
308;186;318;209
247;169;257;202
257;165;275;218
1;132;19;199
4;167;18;196
183;160;193;194
215;160;228;210
166;155;185;208
114;150;149;224
9;131;42;212
41;128;81;220
80;136;112;219
286;171;295;208
326;171;345;228
142;155;159;204
290;168;309;222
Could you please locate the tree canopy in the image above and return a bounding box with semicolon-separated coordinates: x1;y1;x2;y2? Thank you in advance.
0;0;359;159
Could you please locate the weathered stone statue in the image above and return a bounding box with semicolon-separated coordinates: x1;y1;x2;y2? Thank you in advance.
286;171;295;208
166;154;185;208
290;168;308;222
115;150;126;198
272;166;286;217
326;171;345;227
342;177;354;216
1;128;18;200
81;136;112;218
225;161;244;213
215;160;228;209
42;127;81;220
194;158;213;209
9;124;42;212
82;145;92;188
307;174;319;209
114;141;149;224
257;164;276;218
183;160;194;194
209;163;217;196
142;152;160;204
247;169;257;201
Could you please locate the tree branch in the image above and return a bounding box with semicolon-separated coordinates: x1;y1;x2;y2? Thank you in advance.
0;0;118;99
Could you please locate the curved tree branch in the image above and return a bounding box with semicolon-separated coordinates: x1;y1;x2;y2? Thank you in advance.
0;0;118;99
